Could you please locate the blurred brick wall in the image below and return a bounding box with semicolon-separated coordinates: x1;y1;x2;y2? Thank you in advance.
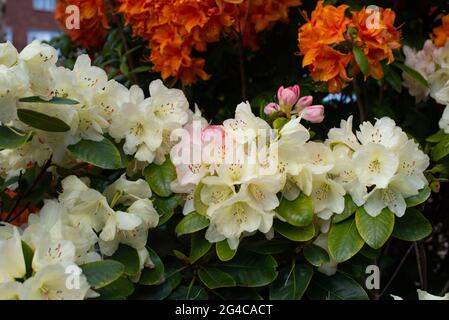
4;0;59;49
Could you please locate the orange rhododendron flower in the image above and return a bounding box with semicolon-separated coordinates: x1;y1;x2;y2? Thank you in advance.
118;0;301;84
298;1;401;93
299;1;352;92
351;7;401;79
432;14;449;47
55;0;110;49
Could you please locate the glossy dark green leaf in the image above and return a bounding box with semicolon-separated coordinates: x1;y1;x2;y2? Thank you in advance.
110;245;140;277
353;46;370;76
269;263;313;300
333;195;357;223
328;218;364;263
19;96;79;105
275;193;314;227
17;109;71;132
140;248;165;285
211;252;278;287
0;126;32;149
81;260;125;289
216;240;236;262
144;158;176;197
307;272;369;300
190;232;212;263
68;138;124;169
431;135;449;161
303;244;330;267
198;267;236;289
169;285;208;300
392;208;432;241
405;186;431;208
355;207;394;249
95;277;134;299
274;220;315;242
175;212;209;236
21;241;34;278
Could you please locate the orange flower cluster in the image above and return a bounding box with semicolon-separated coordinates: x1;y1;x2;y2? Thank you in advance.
117;0;301;84
55;0;110;49
298;1;401;93
432;14;449;47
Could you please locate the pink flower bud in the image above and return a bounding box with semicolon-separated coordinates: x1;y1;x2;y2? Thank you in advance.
302;105;325;123
277;85;300;109
264;102;280;115
296;95;313;111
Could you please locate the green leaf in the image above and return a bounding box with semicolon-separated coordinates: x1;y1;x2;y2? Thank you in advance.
328;218;364;263
175;212;209;236
333;195;357;223
17;109;71;132
383;62;402;93
68;138;124;169
198;267;236;289
169;285;208;300
140;266;182;300
212;252;278;287
216;240;236;262
393;62;429;87
307;272;369;300
406;186;431;208
353;46;370;76
140;248;165;285
392;208;432;241
144;158;176;197
153;194;183;226
355;207;394;249
190;232;212;263
273;117;288;130
21;241;34;278
426;130;446;143
0;126;32;149
110;245;140;277
431;134;449;161
303;244;330;267
193;182;208;215
81;260;125;289
269;263;313;300
19;96;80;105
275;193;313;227
95;277;134;300
274;220;315;242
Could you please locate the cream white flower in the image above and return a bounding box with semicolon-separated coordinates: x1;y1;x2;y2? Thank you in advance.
0;281;22;300
326;116;360;150
243;174;283;211
109;87;163;163
277;116;310;176
59;176;114;232
99;199;159;256
429;68;449;105
353;143;399;189
357;117;407;151
147;79;189;126
311;174;346;219
19;40;57;97
21;264;92;300
391;289;449;300
205;188;274;249
439;105;449;134
363;186;407;217
103;174;152;206
22;200;98;266
0;41;19;67
0;224;26;283
223;102;271;144
331;145;367;206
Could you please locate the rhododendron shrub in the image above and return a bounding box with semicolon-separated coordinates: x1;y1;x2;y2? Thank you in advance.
1;0;449;301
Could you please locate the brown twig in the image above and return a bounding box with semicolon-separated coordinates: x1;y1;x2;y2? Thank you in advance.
414;242;428;291
379;243;414;298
